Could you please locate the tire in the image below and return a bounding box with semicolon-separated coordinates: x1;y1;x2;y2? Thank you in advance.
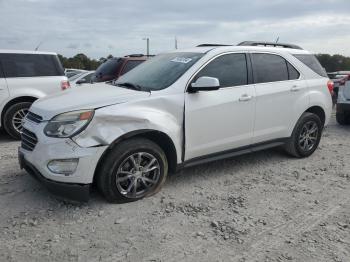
284;112;323;158
3;102;32;139
97;138;168;203
336;112;349;125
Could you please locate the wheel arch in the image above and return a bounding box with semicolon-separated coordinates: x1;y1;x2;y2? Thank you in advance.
1;96;38;126
92;129;178;185
305;106;326;126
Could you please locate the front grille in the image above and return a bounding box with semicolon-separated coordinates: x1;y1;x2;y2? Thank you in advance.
26;112;43;124
21;128;38;151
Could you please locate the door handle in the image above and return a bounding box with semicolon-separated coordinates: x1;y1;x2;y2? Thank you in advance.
290;85;300;92
239;94;252;102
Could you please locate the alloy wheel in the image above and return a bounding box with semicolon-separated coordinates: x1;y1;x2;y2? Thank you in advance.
115;152;161;198
298;120;319;151
12;108;28;134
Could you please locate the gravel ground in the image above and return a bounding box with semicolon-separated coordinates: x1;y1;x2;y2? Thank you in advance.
0;114;350;262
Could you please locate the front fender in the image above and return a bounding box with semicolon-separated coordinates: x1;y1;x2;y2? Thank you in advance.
73;95;184;164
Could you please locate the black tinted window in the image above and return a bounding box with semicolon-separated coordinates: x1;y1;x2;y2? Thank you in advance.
195;53;247;87
95;58;122;76
121;60;144;75
287;62;300;80
0;53;64;77
293;54;327;77
252;53;288;83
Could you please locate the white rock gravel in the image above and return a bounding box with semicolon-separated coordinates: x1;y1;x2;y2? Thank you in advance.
0;114;349;262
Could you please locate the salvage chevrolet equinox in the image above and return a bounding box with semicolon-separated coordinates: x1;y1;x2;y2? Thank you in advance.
19;41;333;202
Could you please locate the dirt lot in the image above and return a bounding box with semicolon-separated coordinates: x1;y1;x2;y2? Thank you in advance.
0;114;350;262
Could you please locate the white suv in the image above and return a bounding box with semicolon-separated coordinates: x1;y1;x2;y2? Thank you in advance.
0;50;69;139
18;42;333;202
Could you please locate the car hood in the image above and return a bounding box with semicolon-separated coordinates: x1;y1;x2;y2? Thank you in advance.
29;82;150;120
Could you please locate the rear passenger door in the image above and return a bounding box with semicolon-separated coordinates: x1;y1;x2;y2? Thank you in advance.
185;53;255;160
251;52;308;144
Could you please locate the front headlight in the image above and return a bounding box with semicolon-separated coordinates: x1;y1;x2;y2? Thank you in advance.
44;110;94;138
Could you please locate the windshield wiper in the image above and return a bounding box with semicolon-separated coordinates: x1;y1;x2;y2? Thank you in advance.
116;82;143;91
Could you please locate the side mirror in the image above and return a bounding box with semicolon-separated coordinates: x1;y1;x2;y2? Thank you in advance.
188;76;220;92
76;78;87;85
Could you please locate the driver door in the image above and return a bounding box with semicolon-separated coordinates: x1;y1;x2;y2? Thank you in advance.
184;53;255;160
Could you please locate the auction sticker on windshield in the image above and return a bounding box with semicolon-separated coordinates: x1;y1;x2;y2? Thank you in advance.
171;57;192;64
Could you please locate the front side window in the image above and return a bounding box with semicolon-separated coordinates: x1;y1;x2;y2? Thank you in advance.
115;52;204;91
0;53;64;77
252;53;289;83
193;53;248;87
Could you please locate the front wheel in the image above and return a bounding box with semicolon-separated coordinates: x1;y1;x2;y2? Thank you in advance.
97;138;168;203
284;112;323;158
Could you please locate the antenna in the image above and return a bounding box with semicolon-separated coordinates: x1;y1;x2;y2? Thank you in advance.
34;41;44;51
275;37;280;44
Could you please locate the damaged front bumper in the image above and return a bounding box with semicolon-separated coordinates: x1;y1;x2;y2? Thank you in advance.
19;149;90;202
19;121;108;201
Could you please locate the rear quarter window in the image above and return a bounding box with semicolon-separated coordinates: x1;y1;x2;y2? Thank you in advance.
293;54;327;78
0;53;64;78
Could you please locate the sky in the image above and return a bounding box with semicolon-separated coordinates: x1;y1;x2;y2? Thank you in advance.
1;0;350;58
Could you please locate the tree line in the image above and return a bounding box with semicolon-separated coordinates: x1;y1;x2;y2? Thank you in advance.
58;53;350;73
57;53;114;70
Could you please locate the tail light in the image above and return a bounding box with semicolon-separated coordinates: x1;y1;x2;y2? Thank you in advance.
327;80;334;94
61;80;70;91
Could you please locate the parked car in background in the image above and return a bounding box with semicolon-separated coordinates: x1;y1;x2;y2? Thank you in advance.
328;73;350;105
65;69;87;78
19;41;332;202
91;54;148;83
0;50;69;139
69;71;95;87
336;78;350;125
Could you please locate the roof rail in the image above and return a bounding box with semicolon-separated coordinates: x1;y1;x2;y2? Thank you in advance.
125;54;145;57
197;44;232;47
237;41;303;50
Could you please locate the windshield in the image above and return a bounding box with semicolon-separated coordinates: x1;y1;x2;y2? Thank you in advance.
69;72;84;81
115;52;204;91
92;58;123;83
95;58;122;75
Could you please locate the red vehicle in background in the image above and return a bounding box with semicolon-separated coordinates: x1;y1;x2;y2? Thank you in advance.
91;54;150;83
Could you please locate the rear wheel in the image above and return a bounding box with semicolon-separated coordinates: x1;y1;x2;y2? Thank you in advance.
284;112;323;158
3;102;32;139
97;138;168;203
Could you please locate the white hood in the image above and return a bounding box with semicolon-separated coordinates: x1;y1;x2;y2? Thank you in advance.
30;82;150;120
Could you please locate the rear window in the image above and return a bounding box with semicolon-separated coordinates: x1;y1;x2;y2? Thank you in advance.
293;54;327;78
0;53;64;78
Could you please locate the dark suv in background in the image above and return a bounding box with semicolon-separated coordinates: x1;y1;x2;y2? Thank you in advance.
92;54;149;83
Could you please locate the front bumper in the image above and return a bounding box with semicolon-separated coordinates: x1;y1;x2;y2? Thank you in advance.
19;120;108;201
19;149;90;202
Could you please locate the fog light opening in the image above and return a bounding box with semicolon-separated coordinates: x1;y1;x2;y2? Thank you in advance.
47;159;79;175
